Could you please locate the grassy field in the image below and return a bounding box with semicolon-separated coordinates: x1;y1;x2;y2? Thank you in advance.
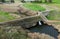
23;3;45;11
0;11;16;22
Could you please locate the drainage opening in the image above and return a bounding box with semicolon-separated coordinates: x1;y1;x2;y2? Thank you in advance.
37;21;48;26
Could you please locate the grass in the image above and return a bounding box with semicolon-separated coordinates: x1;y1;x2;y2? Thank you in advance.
0;11;16;22
53;0;60;4
43;0;60;21
41;0;60;4
0;0;60;39
46;10;60;20
0;26;28;39
23;3;45;11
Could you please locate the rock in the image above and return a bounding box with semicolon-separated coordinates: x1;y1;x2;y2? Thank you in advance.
28;32;55;39
18;6;37;16
58;34;60;39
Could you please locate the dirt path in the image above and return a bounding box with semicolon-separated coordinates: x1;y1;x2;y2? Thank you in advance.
48;20;60;23
40;4;60;10
0;3;22;12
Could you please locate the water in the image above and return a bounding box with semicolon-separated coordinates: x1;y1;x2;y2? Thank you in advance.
27;25;59;39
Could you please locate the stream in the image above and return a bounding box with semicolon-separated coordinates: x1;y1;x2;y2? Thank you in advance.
27;24;59;39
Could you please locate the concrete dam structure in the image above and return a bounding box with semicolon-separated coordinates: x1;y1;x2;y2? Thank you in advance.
0;4;52;28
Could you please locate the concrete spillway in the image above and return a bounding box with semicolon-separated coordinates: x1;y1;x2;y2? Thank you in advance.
0;11;50;28
0;4;52;28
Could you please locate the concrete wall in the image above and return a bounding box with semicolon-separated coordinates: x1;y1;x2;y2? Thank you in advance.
0;4;49;28
0;15;41;28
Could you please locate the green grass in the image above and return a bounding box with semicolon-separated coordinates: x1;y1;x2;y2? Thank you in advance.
0;11;16;22
46;10;60;20
53;0;60;4
23;3;45;11
41;0;60;4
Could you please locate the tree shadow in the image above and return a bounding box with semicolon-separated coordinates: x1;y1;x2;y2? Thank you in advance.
27;25;59;39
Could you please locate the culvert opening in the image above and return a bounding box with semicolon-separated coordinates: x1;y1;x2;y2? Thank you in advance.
26;21;48;29
35;21;48;26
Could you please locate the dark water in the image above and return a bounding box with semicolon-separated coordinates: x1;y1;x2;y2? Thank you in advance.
27;25;59;39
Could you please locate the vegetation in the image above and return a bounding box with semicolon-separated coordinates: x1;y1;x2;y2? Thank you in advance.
0;26;28;39
1;0;5;3
45;0;52;3
0;0;60;39
47;10;60;20
0;0;15;3
53;0;60;4
45;0;60;20
0;11;16;22
10;0;15;3
23;3;45;11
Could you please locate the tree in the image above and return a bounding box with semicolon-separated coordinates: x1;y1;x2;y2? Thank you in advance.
38;0;42;3
45;0;47;3
11;0;15;3
45;0;52;3
35;0;42;3
1;0;5;3
49;0;52;3
21;0;25;2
